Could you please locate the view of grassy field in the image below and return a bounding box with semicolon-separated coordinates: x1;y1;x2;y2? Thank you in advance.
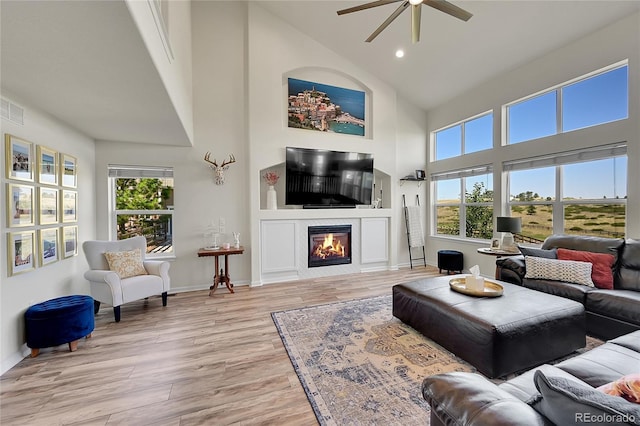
437;202;626;242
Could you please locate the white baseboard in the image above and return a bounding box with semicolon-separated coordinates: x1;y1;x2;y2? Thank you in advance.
1;344;30;376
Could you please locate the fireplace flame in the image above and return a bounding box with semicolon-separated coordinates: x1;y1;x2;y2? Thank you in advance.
313;233;345;259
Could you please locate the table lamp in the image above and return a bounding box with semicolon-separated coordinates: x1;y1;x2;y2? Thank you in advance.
496;216;521;252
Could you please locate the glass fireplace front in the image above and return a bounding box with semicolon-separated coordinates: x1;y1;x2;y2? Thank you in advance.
308;225;352;268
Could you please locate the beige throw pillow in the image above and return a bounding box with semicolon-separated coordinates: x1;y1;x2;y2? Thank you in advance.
104;249;147;278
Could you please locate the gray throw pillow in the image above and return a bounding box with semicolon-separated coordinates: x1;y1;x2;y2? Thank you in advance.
519;246;557;259
533;370;640;426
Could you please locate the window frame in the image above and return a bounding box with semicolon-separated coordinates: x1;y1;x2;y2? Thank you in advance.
506;147;627;241
432;111;493;161
504;60;628;145
433;166;493;240
108;165;175;259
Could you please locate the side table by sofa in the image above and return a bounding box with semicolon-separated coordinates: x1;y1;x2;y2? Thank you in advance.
477;247;521;278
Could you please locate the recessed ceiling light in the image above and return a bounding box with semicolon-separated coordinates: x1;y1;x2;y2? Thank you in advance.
395;49;405;58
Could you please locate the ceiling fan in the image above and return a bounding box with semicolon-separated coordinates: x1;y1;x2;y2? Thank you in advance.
337;0;472;43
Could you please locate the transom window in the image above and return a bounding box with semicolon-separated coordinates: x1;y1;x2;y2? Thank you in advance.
506;62;628;144
434;112;493;160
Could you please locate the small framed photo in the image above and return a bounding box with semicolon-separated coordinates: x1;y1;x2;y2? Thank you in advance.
62;190;77;222
415;169;426;180
491;238;500;249
5;134;34;181
39;187;59;225
39;228;59;266
7;183;34;227
37;145;58;185
8;231;36;276
60;153;77;188
62;226;78;258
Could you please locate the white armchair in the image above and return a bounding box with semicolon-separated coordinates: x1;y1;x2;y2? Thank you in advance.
82;236;170;322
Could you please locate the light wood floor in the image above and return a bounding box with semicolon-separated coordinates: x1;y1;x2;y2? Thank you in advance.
1;266;441;426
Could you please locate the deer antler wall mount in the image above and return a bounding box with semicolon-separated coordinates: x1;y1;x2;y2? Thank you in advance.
204;152;236;185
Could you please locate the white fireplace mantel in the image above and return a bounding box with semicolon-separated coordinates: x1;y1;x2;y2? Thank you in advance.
258;209;391;285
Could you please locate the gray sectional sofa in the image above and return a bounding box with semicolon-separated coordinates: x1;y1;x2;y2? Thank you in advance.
496;235;640;340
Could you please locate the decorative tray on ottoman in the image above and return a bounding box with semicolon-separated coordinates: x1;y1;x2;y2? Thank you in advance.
449;277;504;297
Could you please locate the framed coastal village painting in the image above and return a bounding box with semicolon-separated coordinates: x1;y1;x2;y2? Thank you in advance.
287;78;365;136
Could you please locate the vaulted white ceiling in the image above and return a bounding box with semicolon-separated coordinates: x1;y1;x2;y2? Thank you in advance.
261;0;640;111
2;1;639;146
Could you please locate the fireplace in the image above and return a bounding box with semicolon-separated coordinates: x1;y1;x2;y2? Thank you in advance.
308;225;352;267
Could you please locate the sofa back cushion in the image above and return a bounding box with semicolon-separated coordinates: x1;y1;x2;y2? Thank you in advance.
618;239;640;291
541;235;624;258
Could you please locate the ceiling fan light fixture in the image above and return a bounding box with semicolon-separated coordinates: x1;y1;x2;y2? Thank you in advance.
337;0;472;43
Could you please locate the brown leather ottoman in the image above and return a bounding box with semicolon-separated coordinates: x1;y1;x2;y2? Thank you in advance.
392;275;586;378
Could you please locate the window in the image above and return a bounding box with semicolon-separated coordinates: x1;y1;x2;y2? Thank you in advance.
508;92;557;144
434;167;493;239
506;145;627;243
434;112;493;160
109;165;174;257
562;66;628;132
507;63;628;144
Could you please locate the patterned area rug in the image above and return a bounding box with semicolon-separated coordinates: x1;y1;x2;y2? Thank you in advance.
271;295;475;425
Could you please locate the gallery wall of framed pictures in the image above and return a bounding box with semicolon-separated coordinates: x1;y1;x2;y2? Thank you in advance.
4;133;78;276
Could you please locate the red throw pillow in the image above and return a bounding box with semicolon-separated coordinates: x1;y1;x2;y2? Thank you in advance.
557;248;615;289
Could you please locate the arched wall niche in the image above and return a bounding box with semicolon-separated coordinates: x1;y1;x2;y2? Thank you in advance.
283;66;374;139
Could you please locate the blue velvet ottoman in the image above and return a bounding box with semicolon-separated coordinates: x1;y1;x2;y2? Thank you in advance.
25;295;95;357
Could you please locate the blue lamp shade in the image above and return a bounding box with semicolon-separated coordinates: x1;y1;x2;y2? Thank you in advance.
496;217;522;234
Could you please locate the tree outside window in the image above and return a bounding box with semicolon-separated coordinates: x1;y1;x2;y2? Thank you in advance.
113;174;174;256
435;171;493;239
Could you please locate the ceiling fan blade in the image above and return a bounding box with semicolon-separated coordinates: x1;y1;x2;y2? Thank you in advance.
337;0;402;16
366;1;410;42
411;4;421;43
424;0;473;21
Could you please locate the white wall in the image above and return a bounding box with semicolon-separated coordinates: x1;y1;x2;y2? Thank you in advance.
94;1;251;293
247;3;427;283
396;98;428;268
125;0;194;145
0;95;96;374
93;1;428;293
424;12;640;276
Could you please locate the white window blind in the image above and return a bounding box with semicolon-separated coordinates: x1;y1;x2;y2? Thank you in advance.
431;165;492;181
503;144;627;172
108;165;173;178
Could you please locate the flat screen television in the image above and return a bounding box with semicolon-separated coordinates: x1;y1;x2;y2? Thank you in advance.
285;147;374;207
